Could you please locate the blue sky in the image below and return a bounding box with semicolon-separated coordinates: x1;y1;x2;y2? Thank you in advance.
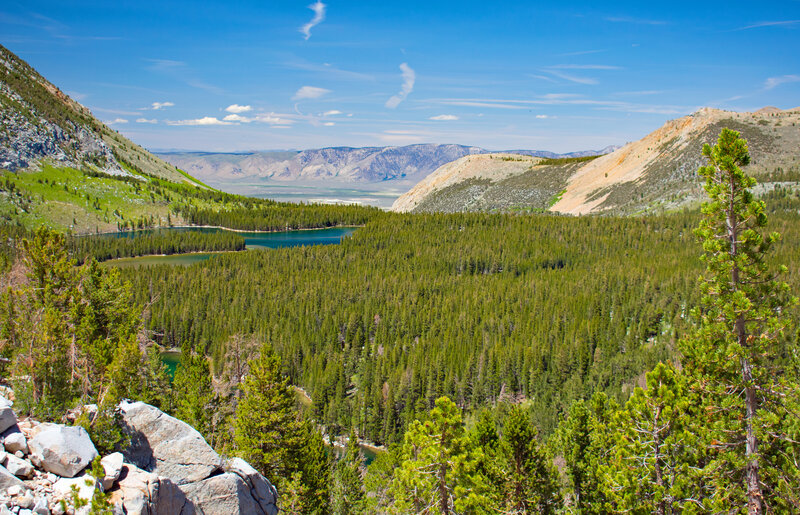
2;1;799;152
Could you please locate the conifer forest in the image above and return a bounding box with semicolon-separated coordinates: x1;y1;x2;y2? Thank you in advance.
2;130;800;513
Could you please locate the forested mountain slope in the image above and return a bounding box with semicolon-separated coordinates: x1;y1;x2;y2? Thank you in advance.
117;199;800;442
393;107;800;215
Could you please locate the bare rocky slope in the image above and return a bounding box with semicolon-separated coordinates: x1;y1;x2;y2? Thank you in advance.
0;44;198;185
392;107;800;215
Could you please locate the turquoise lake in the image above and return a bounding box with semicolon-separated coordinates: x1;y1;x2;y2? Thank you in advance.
102;226;357;268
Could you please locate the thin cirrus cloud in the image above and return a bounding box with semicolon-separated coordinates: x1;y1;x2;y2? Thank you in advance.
322;110;343;116
293;86;331;100
300;1;326;40
108;118;128;124
603;15;667;26
736;20;800;31
543;69;598;85
225;104;252;114
151;102;174;110
167;116;232;126
430;114;459;121
763;75;800;90
135;118;157;124
385;63;415;109
429;96;685;115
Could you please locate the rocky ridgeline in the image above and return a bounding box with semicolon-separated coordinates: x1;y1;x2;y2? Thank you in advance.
0;394;278;515
0;83;122;175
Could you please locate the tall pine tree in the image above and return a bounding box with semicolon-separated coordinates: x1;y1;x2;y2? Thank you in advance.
681;128;800;512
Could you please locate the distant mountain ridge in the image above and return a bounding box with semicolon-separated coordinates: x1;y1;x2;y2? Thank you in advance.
392;107;800;215
155;144;619;188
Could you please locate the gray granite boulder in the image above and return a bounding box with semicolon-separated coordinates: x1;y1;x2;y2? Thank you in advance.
28;423;98;478
0;463;25;490
100;452;124;491
108;463;193;515
226;458;278;514
0;399;16;434
181;473;264;515
118;401;222;485
3;431;28;454
4;454;33;478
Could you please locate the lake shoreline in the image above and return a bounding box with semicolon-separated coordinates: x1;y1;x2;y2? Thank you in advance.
81;223;363;237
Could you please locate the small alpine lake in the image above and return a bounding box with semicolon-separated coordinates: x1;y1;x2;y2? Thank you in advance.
101;226;357;268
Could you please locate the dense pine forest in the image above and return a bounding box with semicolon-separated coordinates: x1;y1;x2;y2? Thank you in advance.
1;130;799;512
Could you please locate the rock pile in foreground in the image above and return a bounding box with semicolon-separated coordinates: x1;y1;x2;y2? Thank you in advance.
0;396;278;514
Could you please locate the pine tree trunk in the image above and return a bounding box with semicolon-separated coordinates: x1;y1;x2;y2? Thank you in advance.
741;354;762;515
438;460;450;514
653;404;665;515
727;180;763;515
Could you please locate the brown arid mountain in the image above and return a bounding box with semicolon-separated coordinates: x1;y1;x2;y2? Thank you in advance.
392;107;800;215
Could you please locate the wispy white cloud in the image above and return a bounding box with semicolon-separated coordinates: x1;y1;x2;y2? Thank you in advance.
429;114;459;121
293;86;331;100
300;1;326;40
764;75;800;90
737;20;800;30
167;117;232;126
253;113;294;127
135;118;157;124
322;110;343;116
151;101;174;110
427;96;685;115
438;100;529;109
323;122;335;126
283;59;376;81
385;63;416;108
225;104;252;113
604;16;667;25
535;115;549;119
545;69;598;85
613;90;664;96
550;64;622;70
529;74;557;83
222;113;295;126
108;118;128;124
223;114;251;123
558;49;607;57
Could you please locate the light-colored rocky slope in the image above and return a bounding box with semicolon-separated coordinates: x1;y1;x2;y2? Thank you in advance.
392;107;800;215
392;153;542;212
550;107;800;214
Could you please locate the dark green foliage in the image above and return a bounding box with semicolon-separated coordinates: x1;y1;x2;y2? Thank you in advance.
69;229;246;262
681;128;800;512
601;363;703;514
177;203;380;232
555;393;617;512
173;344;216;440
233;344;329;511
390;397;489;514
330;430;366;514
497;406;560;513
119;211;739;443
